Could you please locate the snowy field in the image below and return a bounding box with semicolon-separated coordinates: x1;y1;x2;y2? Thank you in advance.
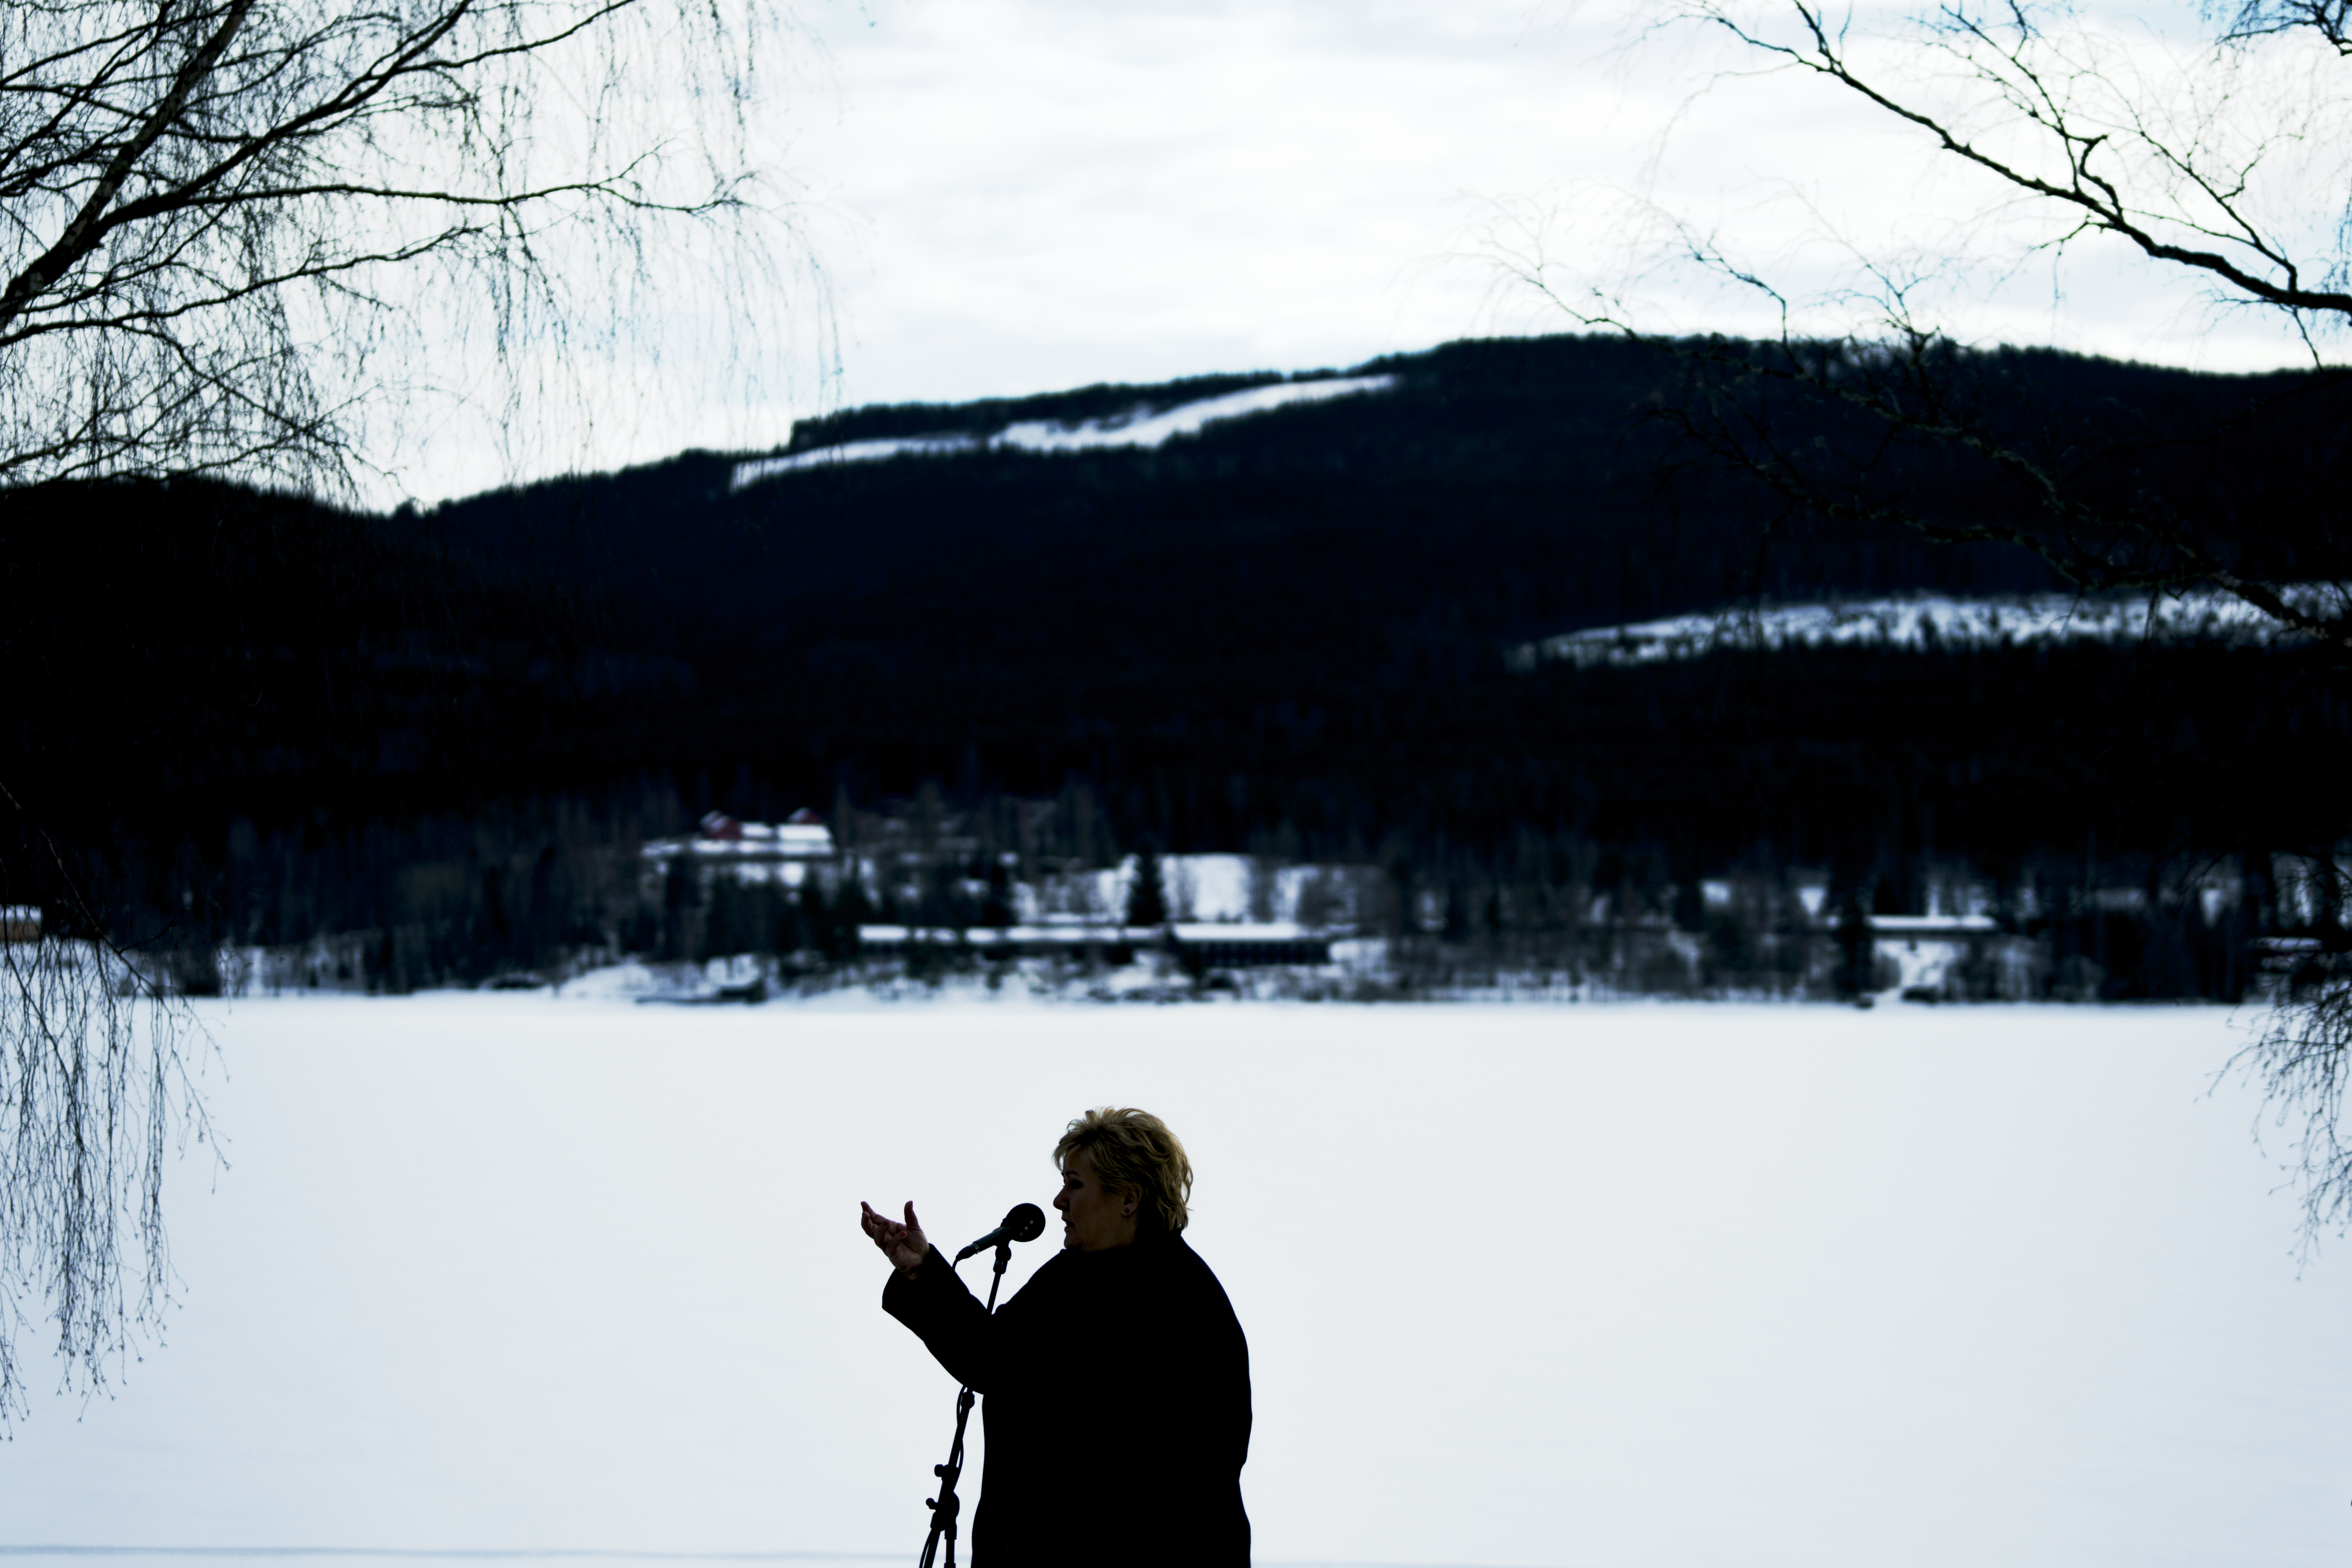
4;997;2348;1568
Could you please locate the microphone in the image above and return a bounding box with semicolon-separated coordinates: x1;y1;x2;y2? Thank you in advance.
953;1202;1047;1262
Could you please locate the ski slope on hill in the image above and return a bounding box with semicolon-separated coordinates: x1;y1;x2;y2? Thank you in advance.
728;375;1396;490
1510;585;2348;669
4;998;2345;1568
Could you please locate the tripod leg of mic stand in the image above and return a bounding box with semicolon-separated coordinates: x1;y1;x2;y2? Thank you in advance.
917;1243;1013;1567
920;1490;957;1568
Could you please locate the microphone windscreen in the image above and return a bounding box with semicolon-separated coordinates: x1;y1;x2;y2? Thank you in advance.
1003;1202;1046;1243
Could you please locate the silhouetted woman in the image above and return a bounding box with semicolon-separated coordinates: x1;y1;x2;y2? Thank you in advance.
859;1106;1252;1567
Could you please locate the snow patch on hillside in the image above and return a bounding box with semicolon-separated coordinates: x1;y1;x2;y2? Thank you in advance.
729;375;1397;490
1508;585;2348;670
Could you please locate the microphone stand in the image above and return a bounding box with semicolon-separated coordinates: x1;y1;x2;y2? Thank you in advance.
917;1240;1012;1568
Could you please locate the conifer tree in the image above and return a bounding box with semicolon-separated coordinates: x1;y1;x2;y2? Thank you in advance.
1126;846;1170;928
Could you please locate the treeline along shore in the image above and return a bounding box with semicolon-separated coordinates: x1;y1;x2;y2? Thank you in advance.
5;333;2347;1000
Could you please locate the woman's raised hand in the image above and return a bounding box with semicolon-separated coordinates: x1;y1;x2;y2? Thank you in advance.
860;1199;928;1271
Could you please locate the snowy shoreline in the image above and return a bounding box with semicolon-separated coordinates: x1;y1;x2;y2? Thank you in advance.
195;938;2258;1011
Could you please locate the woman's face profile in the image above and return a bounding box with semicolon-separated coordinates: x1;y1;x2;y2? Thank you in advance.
1053;1148;1139;1252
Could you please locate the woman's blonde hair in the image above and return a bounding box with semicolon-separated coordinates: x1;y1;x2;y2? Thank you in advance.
1054;1107;1193;1235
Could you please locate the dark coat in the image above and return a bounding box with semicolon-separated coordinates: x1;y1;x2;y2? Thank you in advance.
883;1231;1252;1566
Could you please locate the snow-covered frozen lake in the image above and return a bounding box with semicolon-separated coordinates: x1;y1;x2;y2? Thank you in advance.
5;997;2348;1568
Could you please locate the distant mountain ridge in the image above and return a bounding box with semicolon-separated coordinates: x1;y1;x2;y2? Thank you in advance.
432;331;2087;655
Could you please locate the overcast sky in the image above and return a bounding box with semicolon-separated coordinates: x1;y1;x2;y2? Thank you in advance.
406;0;2328;499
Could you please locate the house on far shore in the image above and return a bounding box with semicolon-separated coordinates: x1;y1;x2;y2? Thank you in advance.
854;921;1335;968
0;905;39;943
643;808;838;890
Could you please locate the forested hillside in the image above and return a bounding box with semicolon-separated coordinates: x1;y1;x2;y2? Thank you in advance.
6;333;2344;994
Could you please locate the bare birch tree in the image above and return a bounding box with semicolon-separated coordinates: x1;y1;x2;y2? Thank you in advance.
0;0;817;1422
1;0;821;492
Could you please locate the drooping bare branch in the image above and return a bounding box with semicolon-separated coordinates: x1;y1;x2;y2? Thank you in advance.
2231;956;2352;1249
1683;0;2352;319
2215;0;2352;56
0;779;216;1426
